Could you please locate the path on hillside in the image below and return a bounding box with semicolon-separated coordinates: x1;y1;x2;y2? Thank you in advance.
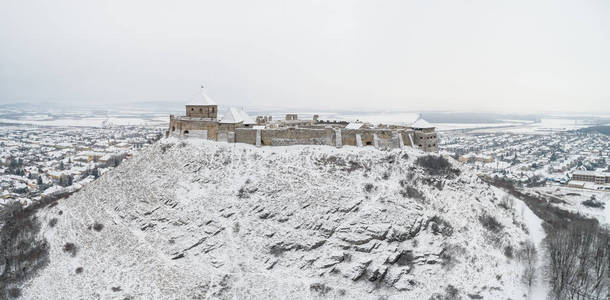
514;197;549;299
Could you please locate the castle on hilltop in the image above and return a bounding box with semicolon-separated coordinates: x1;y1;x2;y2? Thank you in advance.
167;88;438;152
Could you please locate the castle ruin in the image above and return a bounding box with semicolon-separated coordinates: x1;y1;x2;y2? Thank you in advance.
167;88;438;152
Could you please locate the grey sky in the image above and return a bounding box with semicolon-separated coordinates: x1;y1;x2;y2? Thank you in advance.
1;0;609;113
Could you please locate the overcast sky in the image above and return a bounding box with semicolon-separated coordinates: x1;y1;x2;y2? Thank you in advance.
1;0;609;113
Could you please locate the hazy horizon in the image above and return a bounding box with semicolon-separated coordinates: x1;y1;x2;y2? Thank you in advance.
4;101;610;122
1;0;609;114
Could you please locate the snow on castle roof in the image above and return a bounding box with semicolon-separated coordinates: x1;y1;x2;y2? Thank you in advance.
238;109;256;125
345;122;363;129
411;118;434;129
187;87;217;106
220;107;256;124
219;107;241;123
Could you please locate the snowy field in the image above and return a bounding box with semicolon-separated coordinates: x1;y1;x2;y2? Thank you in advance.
435;122;527;131
1;115;592;133
468;118;596;134
531;186;610;228
0;116;167;127
248;111;422;126
331;112;420;125
2;103;607;134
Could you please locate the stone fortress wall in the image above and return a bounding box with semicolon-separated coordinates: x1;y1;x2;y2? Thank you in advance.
168;88;439;152
169;115;219;140
172;115;438;151
234;127;419;149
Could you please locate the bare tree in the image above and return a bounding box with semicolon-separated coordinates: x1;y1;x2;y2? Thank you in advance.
498;194;514;210
518;241;538;287
545;221;609;300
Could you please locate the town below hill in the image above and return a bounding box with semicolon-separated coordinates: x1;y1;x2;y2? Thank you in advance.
0;124;164;205
440;129;609;226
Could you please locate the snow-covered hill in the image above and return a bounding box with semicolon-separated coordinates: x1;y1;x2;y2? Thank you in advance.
19;139;534;299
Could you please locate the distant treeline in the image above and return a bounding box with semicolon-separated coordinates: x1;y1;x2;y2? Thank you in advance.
579;125;610;136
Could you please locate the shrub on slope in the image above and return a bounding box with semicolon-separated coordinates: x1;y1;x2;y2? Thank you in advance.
415;155;460;176
0;201;50;299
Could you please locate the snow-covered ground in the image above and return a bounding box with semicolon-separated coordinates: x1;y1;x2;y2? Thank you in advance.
333;112;420;125
531;186;610;228
468;118;594;134
0;116;167;127
18;139;540;299
435;122;526;131
511;193;550;299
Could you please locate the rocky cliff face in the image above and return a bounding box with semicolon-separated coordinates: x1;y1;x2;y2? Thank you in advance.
18;139;531;299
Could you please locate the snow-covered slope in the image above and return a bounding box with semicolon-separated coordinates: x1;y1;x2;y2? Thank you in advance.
23;139;533;299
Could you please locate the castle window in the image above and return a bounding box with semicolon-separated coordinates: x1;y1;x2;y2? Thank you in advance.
172;126;175;132
200;108;203;112
191;108;194;111
366;141;372;146
183;130;189;134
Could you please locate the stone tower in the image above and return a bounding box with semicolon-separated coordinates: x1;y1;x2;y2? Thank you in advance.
186;87;218;119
